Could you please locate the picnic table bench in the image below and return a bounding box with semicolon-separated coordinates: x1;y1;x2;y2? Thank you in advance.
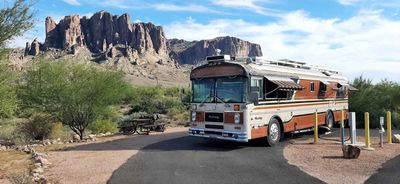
119;115;166;135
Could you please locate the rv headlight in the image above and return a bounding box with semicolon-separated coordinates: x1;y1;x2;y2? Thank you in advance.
234;113;240;124
191;104;197;110
191;111;197;122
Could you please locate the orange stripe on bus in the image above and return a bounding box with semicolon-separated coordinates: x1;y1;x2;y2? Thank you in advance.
253;101;348;110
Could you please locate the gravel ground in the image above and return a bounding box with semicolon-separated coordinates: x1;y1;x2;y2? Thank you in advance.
45;127;187;184
284;135;400;184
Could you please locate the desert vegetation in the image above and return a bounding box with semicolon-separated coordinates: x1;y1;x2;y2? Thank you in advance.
349;76;400;128
0;59;191;144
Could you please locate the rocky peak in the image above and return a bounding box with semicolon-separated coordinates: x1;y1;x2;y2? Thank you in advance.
26;11;262;65
168;36;262;64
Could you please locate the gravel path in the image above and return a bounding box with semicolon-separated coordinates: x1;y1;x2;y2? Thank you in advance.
45;128;186;184
284;133;400;184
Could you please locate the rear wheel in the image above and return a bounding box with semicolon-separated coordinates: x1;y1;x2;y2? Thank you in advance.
325;111;334;129
267;118;281;146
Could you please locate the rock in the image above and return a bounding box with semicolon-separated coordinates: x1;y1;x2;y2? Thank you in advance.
99;133;106;137
156;59;164;65
33;167;44;174
29;39;41;56
392;134;400;143
24;42;30;56
34;163;42;168
342;145;361;159
33;172;40;178
88;134;97;141
51;139;58;144
34;156;51;166
0;146;6;151
73;134;80;142
105;132;112;136
43;139;51;145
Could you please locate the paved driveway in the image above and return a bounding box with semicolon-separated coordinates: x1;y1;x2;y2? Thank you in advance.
108;133;323;184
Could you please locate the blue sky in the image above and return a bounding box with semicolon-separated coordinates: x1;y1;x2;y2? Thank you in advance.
5;0;400;82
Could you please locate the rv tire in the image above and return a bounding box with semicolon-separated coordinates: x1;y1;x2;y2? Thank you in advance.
267;118;281;146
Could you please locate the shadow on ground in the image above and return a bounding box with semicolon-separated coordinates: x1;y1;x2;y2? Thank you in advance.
105;132;322;184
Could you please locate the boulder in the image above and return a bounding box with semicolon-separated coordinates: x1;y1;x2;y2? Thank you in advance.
392;134;400;143
32;167;44;174
0;145;6;151
34;156;51;166
73;134;80;142
342;145;361;159
88;134;97;141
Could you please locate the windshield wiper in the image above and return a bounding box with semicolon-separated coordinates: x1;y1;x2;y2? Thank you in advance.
214;95;226;104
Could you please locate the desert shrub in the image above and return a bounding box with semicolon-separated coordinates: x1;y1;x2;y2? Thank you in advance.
49;122;71;140
0;121;18;142
19;113;54;140
167;106;189;122
129;86;190;114
87;120;118;134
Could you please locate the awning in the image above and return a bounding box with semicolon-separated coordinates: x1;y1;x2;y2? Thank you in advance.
348;85;358;91
265;76;304;91
320;80;330;85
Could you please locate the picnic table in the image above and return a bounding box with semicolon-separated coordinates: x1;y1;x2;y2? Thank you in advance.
119;118;165;135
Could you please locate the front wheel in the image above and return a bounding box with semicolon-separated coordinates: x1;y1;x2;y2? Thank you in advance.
267;118;281;146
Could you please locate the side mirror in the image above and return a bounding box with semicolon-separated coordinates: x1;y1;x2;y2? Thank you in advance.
250;91;259;105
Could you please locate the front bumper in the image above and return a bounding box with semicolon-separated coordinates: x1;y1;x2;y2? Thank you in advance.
188;128;248;142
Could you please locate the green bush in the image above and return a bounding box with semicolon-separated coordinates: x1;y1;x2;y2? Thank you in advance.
0;121;18;141
350;76;400;129
19;113;54;140
88;120;118;134
18;60;131;140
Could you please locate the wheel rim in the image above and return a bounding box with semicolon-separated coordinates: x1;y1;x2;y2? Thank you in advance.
327;112;333;128
270;123;279;141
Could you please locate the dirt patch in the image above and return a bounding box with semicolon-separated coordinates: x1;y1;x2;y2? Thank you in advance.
45;127;187;184
284;136;400;184
0;150;31;184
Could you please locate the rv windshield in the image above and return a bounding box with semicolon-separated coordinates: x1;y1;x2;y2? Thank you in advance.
192;77;247;103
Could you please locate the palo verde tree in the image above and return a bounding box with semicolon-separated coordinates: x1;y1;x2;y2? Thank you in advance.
18;61;130;139
0;0;35;118
0;0;35;50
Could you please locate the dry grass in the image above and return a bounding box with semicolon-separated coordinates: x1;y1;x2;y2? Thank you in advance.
284;136;400;184
0;150;31;184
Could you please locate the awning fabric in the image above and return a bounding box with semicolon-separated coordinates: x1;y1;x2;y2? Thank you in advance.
265;76;303;91
348;85;358;91
320;80;330;85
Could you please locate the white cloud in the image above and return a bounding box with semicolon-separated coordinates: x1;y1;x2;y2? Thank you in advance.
212;0;282;17
165;10;400;82
62;0;81;6
153;4;220;13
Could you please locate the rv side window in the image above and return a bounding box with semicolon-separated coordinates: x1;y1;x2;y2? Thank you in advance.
310;82;315;92
320;82;327;92
251;78;264;99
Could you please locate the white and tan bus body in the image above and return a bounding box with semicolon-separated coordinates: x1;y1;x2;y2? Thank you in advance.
188;55;356;145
